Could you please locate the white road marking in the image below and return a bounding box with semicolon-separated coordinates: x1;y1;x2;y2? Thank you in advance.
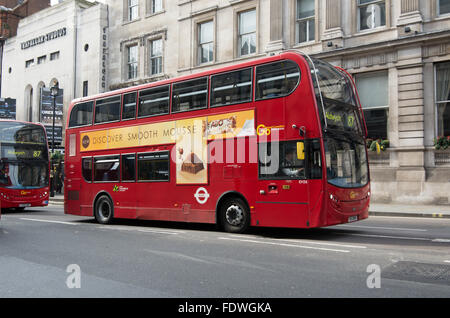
342;233;430;241
218;237;350;253
20;218;78;226
276;239;367;249
444;260;450;263
224;235;366;249
337;224;427;232
431;239;450;243
371;215;450;221
97;225;183;235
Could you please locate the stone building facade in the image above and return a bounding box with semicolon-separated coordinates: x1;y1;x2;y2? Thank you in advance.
107;0;450;204
1;0;108;147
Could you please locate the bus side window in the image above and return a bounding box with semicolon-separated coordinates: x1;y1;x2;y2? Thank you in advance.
82;157;92;182
69;101;93;127
138;152;169;181
121;154;136;181
122;92;137;120
210;68;252;107
138;85;170;117
258;141;306;180
94;156;120;182
307;139;322;179
95;96;121;124
172;77;208;113
255;60;300;100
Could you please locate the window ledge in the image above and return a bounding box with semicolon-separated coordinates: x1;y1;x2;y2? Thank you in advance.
122;17;141;26
145;10;165;19
352;26;393;38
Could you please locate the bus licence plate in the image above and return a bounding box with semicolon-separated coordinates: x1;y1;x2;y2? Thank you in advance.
19;204;31;207
348;215;358;223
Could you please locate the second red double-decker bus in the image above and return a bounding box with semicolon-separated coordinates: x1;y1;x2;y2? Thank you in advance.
0;120;50;216
64;51;370;233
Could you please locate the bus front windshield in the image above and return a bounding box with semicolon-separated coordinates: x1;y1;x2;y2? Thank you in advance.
0;122;49;189
306;56;368;188
324;136;368;188
309;57;363;134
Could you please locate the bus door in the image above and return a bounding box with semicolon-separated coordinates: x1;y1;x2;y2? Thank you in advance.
255;140;310;228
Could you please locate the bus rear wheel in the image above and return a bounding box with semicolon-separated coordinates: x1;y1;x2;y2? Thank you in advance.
220;197;250;233
94;195;114;224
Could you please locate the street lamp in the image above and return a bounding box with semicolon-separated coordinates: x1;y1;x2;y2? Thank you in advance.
50;80;59;153
50;80;59;197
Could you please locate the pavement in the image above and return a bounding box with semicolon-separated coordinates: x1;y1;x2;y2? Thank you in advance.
48;193;450;219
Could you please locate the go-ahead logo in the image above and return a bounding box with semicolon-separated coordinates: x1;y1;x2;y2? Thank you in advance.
194;187;210;204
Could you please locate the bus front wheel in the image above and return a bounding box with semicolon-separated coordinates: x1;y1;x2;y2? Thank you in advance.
220;197;250;233
94;195;114;224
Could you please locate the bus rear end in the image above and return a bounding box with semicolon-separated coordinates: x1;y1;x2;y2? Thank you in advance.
0;121;50;210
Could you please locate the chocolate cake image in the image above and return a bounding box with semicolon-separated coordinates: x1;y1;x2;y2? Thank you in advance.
181;152;204;174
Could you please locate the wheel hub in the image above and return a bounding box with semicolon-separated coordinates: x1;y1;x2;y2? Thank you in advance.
225;204;244;226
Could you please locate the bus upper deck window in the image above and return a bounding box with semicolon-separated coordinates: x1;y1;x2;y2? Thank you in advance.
256;60;300;100
68;101;93;128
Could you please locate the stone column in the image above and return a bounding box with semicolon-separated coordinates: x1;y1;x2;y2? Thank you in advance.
395;46;427;201
322;0;343;50
265;0;285;53
397;0;423;36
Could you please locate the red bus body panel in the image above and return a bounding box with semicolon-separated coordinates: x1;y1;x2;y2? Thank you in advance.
65;52;370;229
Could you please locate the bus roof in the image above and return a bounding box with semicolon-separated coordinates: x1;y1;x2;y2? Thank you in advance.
68;50;309;109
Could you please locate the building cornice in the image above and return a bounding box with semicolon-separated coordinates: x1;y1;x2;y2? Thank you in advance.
312;29;450;59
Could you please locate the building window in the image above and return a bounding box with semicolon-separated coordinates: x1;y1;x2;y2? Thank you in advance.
355;71;389;139
296;0;315;43
128;0;139;21
150;38;163;75
238;9;256;57
436;62;450;137
358;0;386;31
25;59;34;68
50;51;60;60
198;21;214;64
37;55;46;64
83;81;88;97
149;0;163;14
127;45;138;80
439;0;450;15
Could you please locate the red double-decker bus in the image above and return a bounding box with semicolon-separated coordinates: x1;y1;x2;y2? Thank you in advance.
64;51;370;233
0;120;50;216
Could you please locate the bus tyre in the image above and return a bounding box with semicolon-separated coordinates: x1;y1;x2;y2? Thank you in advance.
94;195;114;224
220;197;250;233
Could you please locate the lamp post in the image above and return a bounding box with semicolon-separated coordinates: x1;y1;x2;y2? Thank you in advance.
50;80;59;153
50;80;59;197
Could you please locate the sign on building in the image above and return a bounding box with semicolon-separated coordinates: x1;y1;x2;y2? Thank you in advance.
0;98;16;119
40;87;63;146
